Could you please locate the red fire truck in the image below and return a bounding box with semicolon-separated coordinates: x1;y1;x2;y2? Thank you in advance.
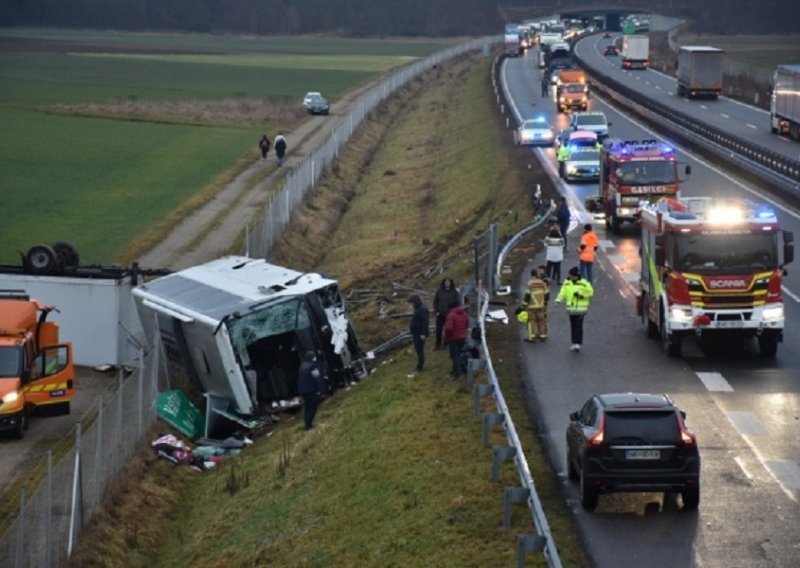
639;197;794;357
587;139;691;234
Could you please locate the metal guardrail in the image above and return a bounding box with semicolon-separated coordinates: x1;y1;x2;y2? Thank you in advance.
572;44;800;195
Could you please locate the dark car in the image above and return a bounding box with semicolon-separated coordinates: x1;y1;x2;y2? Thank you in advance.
566;392;700;511
302;91;330;115
604;45;619;56
603;31;612;39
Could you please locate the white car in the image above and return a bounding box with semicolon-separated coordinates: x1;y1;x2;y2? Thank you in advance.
515;117;555;146
570;111;611;139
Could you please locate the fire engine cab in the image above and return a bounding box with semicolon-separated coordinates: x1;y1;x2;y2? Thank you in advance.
587;139;691;234
639;197;794;357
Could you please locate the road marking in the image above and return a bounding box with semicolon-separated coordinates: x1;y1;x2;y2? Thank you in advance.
726;411;766;436
645;81;651;86
766;460;800;492
700;105;708;110
721;113;729;119
733;456;754;480
655;85;661;90
747;123;757;129
696;371;734;392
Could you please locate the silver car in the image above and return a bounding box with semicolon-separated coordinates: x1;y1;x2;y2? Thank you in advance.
515;117;555;146
561;147;601;181
302;91;330;115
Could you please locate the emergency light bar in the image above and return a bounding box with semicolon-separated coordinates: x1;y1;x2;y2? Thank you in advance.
647;196;777;226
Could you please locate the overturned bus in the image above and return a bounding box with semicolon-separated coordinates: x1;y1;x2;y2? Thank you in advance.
133;256;365;424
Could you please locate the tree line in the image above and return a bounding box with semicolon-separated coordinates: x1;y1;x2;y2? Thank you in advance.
0;0;798;36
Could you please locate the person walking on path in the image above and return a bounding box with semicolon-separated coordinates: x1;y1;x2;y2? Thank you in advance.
544;221;564;283
523;268;550;342
433;277;460;350
258;134;271;161
578;223;599;284
557;197;571;248
443;300;469;379
407;295;430;377
274;133;287;166
555;266;594;352
297;351;327;430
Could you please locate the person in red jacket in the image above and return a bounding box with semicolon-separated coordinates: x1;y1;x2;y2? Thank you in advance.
443;301;469;379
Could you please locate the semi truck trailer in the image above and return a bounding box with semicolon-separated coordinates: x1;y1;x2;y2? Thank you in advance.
770;64;800;141
677;46;723;99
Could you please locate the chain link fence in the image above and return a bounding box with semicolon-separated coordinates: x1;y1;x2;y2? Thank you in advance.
0;341;164;567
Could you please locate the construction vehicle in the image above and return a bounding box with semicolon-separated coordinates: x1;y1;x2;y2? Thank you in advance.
677;46;723;99
0;290;75;438
639;197;794;357
770;64;800;141
621;35;649;69
586;139;690;233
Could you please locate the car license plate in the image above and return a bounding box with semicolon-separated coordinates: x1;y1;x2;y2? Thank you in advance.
533;134;541;139
626;450;660;460
716;321;744;328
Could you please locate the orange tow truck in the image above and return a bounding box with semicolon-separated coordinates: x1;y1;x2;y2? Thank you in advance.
0;290;75;439
556;68;589;112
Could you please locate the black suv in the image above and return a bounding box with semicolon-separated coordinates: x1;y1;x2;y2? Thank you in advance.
566;393;700;511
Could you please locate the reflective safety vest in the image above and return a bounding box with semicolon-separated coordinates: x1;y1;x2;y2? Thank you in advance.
556;278;594;314
579;230;599;262
557;144;570;162
525;277;548;309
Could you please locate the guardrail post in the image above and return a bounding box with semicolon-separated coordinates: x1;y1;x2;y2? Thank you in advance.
467;357;485;390
517;534;547;568
492;445;517;482
503;486;530;528
482;412;504;447
473;383;494;416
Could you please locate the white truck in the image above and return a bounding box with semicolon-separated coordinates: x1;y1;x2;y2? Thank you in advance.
504;33;521;57
621;35;649;69
770;64;800;141
676;46;723;99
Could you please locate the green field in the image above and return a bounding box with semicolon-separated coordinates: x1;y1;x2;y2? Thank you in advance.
0;29;454;264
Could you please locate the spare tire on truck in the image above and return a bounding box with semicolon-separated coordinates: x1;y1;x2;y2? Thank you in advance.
52;241;80;268
25;244;57;274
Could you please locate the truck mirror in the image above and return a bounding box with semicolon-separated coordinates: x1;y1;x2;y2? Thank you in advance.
685;165;692;175
784;231;794;265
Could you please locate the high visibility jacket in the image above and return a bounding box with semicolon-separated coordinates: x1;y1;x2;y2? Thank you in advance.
556;278;594;314
578;230;599;262
525;277;549;309
557;144;570;162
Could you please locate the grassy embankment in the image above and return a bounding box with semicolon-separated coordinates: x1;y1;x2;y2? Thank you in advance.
69;52;587;566
0;29;452;265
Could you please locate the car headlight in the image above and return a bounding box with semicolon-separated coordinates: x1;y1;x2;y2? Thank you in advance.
671;307;693;322
763;306;784;321
543;131;553;139
567;165;577;174
2;391;20;405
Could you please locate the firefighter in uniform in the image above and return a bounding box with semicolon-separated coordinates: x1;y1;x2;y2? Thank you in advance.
523;268;549;341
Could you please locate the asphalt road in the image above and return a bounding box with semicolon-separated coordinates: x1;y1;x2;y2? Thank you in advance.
502;44;800;568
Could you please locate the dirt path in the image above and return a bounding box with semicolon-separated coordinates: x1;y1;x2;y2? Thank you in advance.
137;81;380;270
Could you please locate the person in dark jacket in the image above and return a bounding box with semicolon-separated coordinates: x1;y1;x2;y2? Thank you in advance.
433;277;460;350
297;351;326;430
274;133;287;166
258;134;271;160
407;295;430;377
443;300;469;379
556;197;571;248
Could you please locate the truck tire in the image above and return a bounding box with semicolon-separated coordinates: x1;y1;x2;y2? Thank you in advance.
14;411;27;440
791;122;800;142
52;241;80;268
610;213;622;235
25;244;57;275
661;305;682;357
758;331;779;358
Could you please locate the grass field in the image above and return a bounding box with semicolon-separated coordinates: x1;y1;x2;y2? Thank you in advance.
0;28;454;265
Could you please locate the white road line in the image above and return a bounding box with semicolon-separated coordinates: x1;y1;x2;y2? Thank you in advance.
721;113;729;119
747;123;757;129
726;411;767;436
733;456;754;480
696;371;734;392
700;105;707;110
645;81;651;86
766;460;800;493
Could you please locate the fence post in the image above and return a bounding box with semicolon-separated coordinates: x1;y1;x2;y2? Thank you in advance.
95;403;103;507
67;422;82;558
517;533;547;568
482;412;505;447
473;383;494;416
138;349;144;436
503;486;530;528
492;445;517;482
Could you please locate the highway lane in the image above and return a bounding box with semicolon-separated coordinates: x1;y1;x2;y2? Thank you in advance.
502;49;800;567
574;34;800;163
